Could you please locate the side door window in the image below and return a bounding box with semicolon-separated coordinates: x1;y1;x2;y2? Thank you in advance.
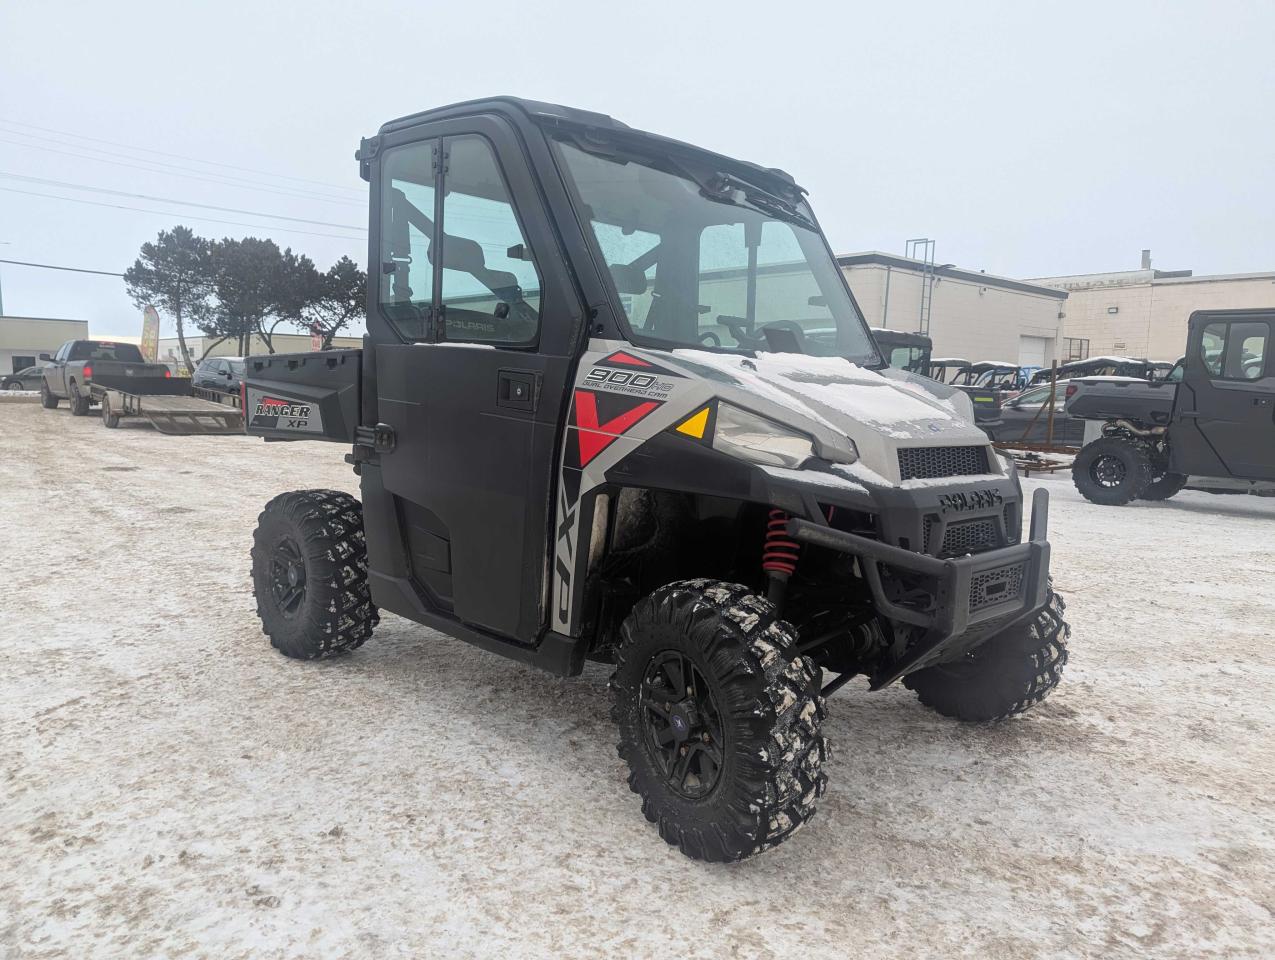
437;135;542;345
1201;321;1270;380
1227;322;1267;380
1200;323;1227;376
378;139;438;341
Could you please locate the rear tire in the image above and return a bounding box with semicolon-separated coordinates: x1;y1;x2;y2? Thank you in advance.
1140;471;1187;501
101;396;120;428
250;489;378;660
611;580;829;862
903;589;1070;722
1072;437;1152;505
40;382;59;409
68;383;91;416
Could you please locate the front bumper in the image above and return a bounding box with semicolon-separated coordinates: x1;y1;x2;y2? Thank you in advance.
788;487;1052;688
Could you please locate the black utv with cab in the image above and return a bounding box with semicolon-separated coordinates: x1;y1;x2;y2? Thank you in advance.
246;98;1071;862
1068;309;1275;504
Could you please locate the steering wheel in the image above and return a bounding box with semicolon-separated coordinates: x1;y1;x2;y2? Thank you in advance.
698;331;722;347
716;316;765;349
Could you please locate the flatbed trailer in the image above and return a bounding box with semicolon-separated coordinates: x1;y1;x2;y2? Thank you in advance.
94;384;244;434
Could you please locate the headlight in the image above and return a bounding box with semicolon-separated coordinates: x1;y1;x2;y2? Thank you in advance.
712;403;818;469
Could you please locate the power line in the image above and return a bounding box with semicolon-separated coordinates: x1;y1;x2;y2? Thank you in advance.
0;116;363;194
0;133;364;207
0;186;366;241
0;172;366;231
0;257;123;277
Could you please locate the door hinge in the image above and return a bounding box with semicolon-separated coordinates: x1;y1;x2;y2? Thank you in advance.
354;422;396;454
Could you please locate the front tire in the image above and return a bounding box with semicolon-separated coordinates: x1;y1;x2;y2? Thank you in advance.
1072;437;1152;505
40;382;59;409
903;589;1070;722
1140;471;1187;501
250;489;378;660
611;580;829;862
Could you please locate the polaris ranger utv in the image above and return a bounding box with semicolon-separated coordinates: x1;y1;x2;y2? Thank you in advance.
245;98;1070;862
1068;309;1275;504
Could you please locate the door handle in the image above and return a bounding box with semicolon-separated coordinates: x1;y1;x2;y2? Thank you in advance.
496;369;539;412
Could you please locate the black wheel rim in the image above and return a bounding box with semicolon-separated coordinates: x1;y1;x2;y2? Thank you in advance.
1090;454;1126;488
268;537;307;617
640;651;726;799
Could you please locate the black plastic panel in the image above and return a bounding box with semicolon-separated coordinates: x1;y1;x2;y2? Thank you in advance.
244;350;362;442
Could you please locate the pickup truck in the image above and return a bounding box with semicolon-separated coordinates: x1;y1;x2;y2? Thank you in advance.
39;339;184;415
1064;312;1275;504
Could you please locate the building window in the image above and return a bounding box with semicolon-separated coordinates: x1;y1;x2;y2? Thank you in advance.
1063;338;1090;362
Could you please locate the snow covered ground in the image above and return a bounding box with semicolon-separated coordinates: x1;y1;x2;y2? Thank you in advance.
2;403;1273;959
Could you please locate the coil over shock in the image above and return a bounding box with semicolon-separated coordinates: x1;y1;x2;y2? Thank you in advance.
763;508;801;607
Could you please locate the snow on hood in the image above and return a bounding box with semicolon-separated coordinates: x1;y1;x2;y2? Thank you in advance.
668;350;986;444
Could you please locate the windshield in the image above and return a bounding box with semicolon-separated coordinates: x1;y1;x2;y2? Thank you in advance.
555;139;877;363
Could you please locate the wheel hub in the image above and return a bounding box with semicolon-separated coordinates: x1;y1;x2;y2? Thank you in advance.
639;651;725;799
268;538;307;616
1092;454;1126;487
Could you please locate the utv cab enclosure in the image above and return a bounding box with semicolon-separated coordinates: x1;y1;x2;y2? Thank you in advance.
246;97;1071;862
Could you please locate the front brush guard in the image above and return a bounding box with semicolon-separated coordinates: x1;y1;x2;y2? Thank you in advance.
787;488;1053;688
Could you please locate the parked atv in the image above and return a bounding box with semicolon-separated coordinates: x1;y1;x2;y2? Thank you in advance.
245;97;1071;861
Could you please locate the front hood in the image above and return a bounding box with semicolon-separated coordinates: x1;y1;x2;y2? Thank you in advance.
667;350;995;484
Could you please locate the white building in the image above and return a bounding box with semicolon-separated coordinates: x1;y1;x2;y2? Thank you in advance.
0;315;89;374
838;252;1068;367
1029;251;1275;362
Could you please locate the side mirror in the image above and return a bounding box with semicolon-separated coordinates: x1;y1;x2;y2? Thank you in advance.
39;353;52;362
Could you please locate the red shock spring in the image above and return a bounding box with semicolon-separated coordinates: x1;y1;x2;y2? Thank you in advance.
762;508;801;578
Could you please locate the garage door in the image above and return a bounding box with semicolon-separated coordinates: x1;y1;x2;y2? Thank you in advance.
1019;336;1050;367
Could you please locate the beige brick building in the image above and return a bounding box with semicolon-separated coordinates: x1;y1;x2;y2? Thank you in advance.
1029;254;1275;362
0;315;89;375
838;253;1068;367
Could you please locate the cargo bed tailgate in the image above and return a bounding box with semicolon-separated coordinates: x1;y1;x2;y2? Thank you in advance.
245;350;361;442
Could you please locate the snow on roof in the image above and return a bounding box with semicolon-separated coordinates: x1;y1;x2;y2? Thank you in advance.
970;361;1020;369
930;358;970;365
1065;356;1138;366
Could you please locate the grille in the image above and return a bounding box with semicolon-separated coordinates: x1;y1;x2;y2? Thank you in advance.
943;518;1000;556
898;445;990;481
924;516;1001;557
969;562;1025;612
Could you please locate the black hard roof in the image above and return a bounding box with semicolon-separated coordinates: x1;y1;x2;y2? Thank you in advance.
871;327;931;347
377;96;801;192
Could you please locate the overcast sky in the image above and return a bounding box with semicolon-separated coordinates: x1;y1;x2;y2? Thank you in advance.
1;0;1272;338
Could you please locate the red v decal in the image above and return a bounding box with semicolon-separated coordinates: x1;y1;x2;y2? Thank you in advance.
573;391;660;466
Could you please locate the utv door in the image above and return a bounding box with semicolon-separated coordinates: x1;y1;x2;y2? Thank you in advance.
1172;310;1275;480
365;117;583;643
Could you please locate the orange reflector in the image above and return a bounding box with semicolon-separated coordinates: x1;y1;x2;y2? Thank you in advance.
675;406;711;440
